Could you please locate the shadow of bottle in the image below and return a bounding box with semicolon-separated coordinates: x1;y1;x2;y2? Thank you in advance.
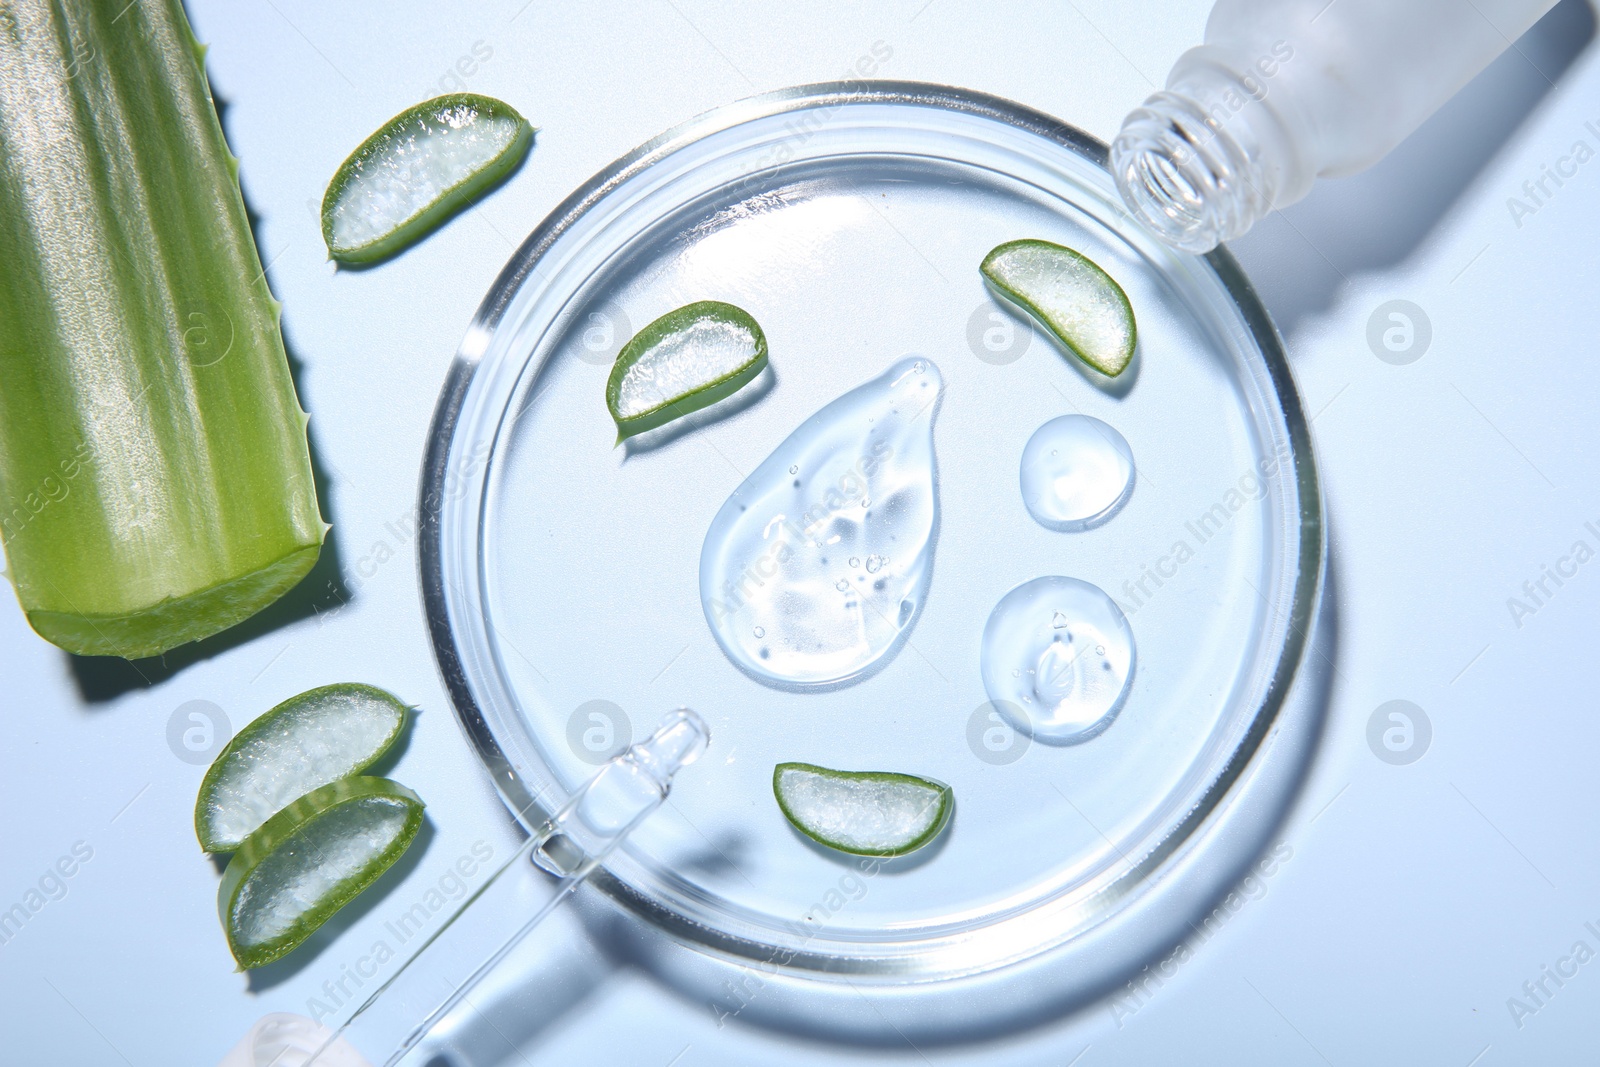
1228;0;1596;339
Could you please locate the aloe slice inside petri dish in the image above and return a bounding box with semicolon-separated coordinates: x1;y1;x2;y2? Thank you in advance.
321;93;534;264
605;301;768;442
218;777;424;969
773;762;953;857
194;683;409;853
980;238;1137;377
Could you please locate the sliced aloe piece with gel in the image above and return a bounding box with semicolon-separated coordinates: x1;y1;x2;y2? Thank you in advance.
606;301;768;443
773;762;953;858
195;684;409;853
322;93;534;264
218;776;424;970
981;239;1137;377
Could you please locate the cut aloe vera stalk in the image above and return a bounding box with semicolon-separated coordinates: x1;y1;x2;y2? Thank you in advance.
773;762;953;857
606;301;768;443
0;0;325;659
195;684;410;853
322;93;534;264
980;239;1137;377
219;776;424;970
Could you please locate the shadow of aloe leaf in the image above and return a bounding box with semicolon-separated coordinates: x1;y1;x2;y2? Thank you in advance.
67;520;349;704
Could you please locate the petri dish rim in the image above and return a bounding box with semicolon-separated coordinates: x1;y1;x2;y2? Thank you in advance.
419;81;1323;983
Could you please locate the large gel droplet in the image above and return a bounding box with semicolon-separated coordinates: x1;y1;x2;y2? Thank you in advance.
981;576;1135;742
699;358;943;688
1020;415;1134;531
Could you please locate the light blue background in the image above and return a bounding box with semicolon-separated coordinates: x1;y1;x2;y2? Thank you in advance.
2;1;1598;1063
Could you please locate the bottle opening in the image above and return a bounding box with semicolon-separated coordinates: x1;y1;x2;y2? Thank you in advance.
1111;92;1270;254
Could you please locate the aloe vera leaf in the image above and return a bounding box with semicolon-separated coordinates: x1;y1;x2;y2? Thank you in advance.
195;684;410;853
773;762;953;857
0;0;325;659
218;776;425;970
981;239;1138;377
321;93;534;264
606;301;768;443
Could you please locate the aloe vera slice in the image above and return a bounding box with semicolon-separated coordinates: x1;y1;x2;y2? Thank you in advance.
218;777;424;970
322;93;534;264
980;239;1138;377
606;301;768;443
773;762;953;857
195;684;410;853
0;0;325;658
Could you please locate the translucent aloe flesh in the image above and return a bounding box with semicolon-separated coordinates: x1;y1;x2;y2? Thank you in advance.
322;93;533;264
606;301;768;442
195;684;410;853
981;239;1138;377
0;0;325;658
219;777;424;970
773;762;953;857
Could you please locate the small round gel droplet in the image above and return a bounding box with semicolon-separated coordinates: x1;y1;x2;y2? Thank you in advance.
981;576;1135;743
1020;415;1135;532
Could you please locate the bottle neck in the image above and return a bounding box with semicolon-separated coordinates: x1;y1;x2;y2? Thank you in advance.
1111;49;1312;253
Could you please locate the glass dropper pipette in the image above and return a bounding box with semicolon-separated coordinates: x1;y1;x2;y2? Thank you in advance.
268;708;709;1067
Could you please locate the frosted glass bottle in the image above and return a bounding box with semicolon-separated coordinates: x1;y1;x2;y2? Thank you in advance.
1111;0;1559;252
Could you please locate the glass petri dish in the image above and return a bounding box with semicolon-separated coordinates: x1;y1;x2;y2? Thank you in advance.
420;83;1322;1004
